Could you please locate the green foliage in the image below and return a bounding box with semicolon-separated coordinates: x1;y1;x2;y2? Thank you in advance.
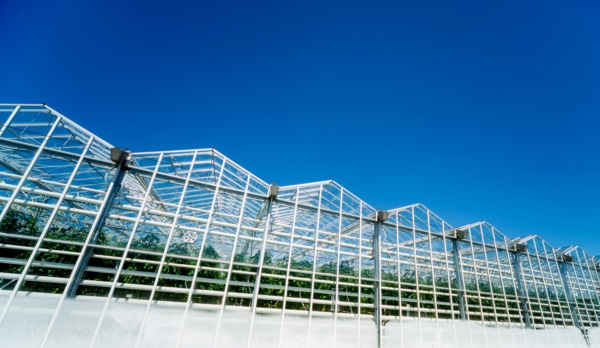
131;233;162;252
1;209;599;326
0;209;40;236
226;251;263;306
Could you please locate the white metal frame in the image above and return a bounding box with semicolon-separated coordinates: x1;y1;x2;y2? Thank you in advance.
0;104;597;348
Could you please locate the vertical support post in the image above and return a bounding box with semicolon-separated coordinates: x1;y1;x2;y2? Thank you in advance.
88;153;164;348
558;256;583;330
511;251;532;328
276;187;300;348
332;189;344;344
246;183;278;348
357;201;364;343
306;183;324;345
559;255;592;348
250;183;279;312
38;149;134;348
451;232;467;321
373;210;388;348
65;148;131;298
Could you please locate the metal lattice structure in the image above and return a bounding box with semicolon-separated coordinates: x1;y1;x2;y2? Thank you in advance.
0;104;598;347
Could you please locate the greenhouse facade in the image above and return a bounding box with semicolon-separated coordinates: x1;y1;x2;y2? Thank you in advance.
0;103;598;347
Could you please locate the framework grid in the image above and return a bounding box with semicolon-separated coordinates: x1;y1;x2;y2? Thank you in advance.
0;104;598;347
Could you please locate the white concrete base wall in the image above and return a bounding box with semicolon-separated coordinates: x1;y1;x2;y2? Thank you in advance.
588;328;600;348
0;295;593;348
383;319;589;348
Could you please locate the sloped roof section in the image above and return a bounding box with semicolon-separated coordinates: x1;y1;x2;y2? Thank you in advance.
278;180;375;217
0;103;596;261
386;203;453;235
132;148;269;194
457;221;511;248
514;234;560;260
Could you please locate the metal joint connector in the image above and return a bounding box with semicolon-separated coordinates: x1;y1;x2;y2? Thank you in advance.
375;210;389;222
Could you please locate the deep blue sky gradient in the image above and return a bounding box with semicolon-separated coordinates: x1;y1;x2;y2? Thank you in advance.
1;1;599;254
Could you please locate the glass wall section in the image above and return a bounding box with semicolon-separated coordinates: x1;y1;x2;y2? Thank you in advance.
517;235;572;327
0;105;121;347
560;247;600;329
593;256;600;326
254;182;375;317
384;205;455;320
456;223;520;325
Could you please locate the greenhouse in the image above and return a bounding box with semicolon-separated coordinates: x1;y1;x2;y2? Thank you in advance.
0;103;598;347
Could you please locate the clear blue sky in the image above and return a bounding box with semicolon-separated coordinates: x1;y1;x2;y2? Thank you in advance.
1;1;599;255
